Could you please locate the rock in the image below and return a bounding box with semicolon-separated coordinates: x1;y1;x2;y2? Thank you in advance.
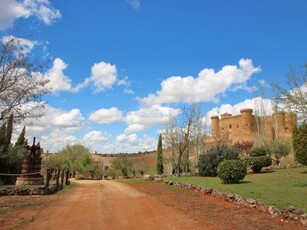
154;178;163;183
143;174;153;181
168;181;174;185
233;195;246;205
300;214;307;226
268;206;280;218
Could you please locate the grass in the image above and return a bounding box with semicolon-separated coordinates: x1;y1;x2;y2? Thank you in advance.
166;167;307;211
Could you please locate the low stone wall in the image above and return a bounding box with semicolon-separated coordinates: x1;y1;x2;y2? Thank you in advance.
0;184;61;196
0;185;45;195
163;180;307;226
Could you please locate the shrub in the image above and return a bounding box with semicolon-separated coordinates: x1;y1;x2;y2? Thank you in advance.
293;123;307;165
217;160;247;184
197;143;240;177
246;156;272;173
249;146;267;157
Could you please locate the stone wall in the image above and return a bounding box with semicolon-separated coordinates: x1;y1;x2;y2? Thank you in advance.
162;179;306;226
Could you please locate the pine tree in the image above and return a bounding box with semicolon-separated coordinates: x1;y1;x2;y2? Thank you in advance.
156;134;164;175
15;126;26;146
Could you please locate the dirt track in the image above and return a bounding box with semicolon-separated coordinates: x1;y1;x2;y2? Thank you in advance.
24;180;201;230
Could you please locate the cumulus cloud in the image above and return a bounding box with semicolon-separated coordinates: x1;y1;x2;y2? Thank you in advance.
205;97;275;125
1;35;37;55
125;105;181;133
127;0;140;10
16;105;89;152
75;61;118;93
114;133;156;153
44;58;72;93
139;59;261;105
80;131;111;152
89;107;123;124
0;0;61;31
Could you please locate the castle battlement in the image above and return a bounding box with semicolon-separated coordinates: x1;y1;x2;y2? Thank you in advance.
210;108;297;144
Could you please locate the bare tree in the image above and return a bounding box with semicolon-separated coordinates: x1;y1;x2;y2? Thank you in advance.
0;36;49;122
272;64;307;122
163;103;203;176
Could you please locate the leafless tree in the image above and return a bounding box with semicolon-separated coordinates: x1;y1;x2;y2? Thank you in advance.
0;36;49;123
163;103;204;176
272;64;307;122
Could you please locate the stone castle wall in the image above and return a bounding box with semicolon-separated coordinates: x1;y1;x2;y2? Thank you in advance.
210;108;297;144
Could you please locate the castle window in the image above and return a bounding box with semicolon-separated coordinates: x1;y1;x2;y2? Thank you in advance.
229;124;232;129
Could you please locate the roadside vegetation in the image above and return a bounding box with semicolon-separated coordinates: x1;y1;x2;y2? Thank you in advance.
166;166;307;211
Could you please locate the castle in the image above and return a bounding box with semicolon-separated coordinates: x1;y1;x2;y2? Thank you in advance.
209;108;297;144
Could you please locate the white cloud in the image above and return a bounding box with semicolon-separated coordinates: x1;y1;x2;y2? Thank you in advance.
205;97;275;125
125;105;181;133
114;133;156;153
53;109;87;129
75;61;118;93
0;0;61;31
127;0;140;10
118;77;134;94
139;59;261;105
89;107;123;124
17;105;89;152
1;36;37;55
44;58;72;93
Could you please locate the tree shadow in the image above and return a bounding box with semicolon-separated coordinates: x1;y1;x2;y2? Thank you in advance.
239;181;251;184
260;170;276;174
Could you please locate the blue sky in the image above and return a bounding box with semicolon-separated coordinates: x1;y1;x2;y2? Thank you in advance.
1;0;306;153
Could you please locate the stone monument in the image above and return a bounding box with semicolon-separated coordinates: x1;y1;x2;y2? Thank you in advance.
15;137;44;186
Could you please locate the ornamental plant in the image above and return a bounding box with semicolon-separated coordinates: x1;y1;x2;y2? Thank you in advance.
217;160;247;184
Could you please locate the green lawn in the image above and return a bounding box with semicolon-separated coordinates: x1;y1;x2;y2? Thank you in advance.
166;167;307;212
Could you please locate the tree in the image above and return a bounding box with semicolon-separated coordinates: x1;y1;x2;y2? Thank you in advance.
0;36;49;122
15;126;26;146
272;64;307;122
156;134;164;175
234;140;254;157
44;144;93;174
293;123;307;165
110;154;133;178
4;114;13;147
164;104;203;176
265;140;291;165
0;122;6;146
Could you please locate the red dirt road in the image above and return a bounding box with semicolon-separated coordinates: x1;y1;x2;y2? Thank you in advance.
24;180;201;230
4;179;300;230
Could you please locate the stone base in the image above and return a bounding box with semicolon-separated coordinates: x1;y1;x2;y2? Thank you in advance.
15;177;44;186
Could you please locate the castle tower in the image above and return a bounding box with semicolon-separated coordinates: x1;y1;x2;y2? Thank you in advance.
275;112;286;134
221;113;232;120
240;108;253;134
285;112;297;132
211;115;220;139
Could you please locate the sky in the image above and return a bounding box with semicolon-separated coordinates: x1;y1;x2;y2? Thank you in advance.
0;0;306;153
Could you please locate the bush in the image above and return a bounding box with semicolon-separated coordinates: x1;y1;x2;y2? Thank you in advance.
246;156;272;173
197;143;240;176
293;123;307;165
249;146;267;157
217;160;247;184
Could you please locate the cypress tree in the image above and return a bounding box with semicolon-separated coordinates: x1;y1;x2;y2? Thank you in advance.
293;123;307;165
0;122;6;147
156;134;164;175
5;114;13;146
15;126;26;146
